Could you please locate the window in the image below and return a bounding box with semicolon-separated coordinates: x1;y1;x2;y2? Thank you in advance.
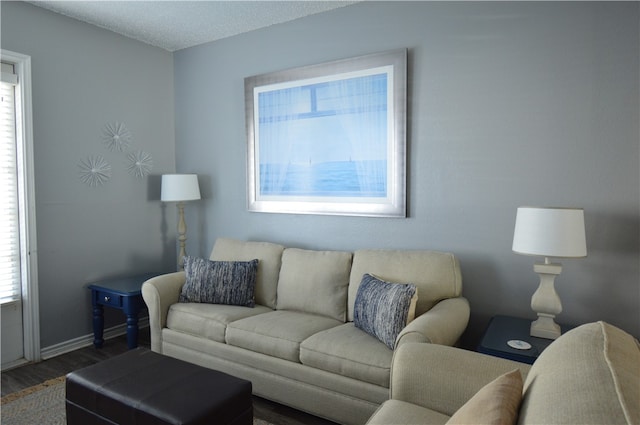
0;51;37;307
0;62;21;304
257;73;389;198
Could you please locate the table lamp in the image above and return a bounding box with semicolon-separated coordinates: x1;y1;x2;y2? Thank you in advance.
161;174;201;270
512;207;587;339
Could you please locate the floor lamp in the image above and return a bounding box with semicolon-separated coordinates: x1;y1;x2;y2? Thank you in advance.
161;174;201;271
512;207;587;339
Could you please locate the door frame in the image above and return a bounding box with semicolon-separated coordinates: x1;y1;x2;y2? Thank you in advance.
1;49;40;369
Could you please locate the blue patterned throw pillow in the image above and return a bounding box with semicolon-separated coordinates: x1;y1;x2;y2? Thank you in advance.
354;273;418;349
180;257;259;307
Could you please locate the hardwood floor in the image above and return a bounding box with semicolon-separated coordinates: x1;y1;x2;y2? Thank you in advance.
1;333;143;396
1;327;338;425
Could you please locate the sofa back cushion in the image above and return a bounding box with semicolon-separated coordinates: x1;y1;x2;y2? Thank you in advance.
210;238;284;309
348;249;462;321
519;322;639;425
277;248;353;321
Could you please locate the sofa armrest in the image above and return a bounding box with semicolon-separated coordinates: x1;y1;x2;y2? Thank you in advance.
396;297;470;347
390;343;530;416
141;272;185;353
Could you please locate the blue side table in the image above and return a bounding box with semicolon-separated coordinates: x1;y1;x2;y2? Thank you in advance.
477;315;573;364
88;273;158;349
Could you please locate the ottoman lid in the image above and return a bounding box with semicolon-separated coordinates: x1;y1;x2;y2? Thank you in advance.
66;348;252;425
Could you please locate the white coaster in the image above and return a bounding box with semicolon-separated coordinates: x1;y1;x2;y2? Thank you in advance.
507;339;532;350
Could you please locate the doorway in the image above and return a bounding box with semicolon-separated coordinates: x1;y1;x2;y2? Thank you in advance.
0;50;39;370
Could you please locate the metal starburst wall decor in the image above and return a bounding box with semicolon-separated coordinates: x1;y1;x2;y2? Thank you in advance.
102;121;132;152
78;155;112;186
127;150;153;178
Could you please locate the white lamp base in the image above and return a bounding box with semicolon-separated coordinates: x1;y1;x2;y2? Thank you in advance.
530;261;563;340
530;314;561;339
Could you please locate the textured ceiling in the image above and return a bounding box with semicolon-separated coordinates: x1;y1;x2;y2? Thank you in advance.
26;1;358;52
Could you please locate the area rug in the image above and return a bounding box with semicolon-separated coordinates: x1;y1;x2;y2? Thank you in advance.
1;377;272;425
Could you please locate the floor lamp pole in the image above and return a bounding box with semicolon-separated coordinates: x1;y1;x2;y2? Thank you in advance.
177;202;187;271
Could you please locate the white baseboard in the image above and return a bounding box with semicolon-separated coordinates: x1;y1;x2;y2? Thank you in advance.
40;317;149;360
2;357;30;371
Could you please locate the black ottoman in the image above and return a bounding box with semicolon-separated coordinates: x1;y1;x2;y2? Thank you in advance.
66;348;252;425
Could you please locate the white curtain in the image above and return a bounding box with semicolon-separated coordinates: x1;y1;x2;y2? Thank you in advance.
257;87;299;195
316;73;388;197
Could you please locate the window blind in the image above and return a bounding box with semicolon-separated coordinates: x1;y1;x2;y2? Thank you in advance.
0;61;21;304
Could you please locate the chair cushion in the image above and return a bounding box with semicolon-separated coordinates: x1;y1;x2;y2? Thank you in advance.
446;369;522;425
226;310;342;362
300;323;393;387
180;257;258;307
210;238;285;309
367;400;450;425
354;273;417;349
276;248;352;321
166;303;272;343
520;322;639;425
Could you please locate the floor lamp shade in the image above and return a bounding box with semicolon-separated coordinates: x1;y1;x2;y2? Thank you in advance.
161;174;201;202
512;207;587;340
161;174;201;271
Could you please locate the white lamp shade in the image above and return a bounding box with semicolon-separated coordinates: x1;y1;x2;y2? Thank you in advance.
512;207;587;258
161;174;201;202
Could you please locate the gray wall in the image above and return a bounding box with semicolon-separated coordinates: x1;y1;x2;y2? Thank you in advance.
1;2;176;348
1;1;638;350
174;1;639;344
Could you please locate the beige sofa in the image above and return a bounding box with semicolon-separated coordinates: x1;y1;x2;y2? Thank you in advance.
367;321;639;425
142;238;470;425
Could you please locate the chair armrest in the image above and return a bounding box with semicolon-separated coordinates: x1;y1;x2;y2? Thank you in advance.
396;297;470;347
141;272;185;353
390;343;530;416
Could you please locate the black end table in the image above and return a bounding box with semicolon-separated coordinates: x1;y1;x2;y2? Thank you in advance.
477;315;572;364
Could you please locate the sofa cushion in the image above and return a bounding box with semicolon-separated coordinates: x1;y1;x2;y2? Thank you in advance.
179;257;259;307
226;310;342;362
367;400;450;425
300;323;393;388
166;303;272;343
353;274;417;349
276;248;353;321
210;238;285;309
446;369;522;425
520;321;639;425
348;249;462;321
